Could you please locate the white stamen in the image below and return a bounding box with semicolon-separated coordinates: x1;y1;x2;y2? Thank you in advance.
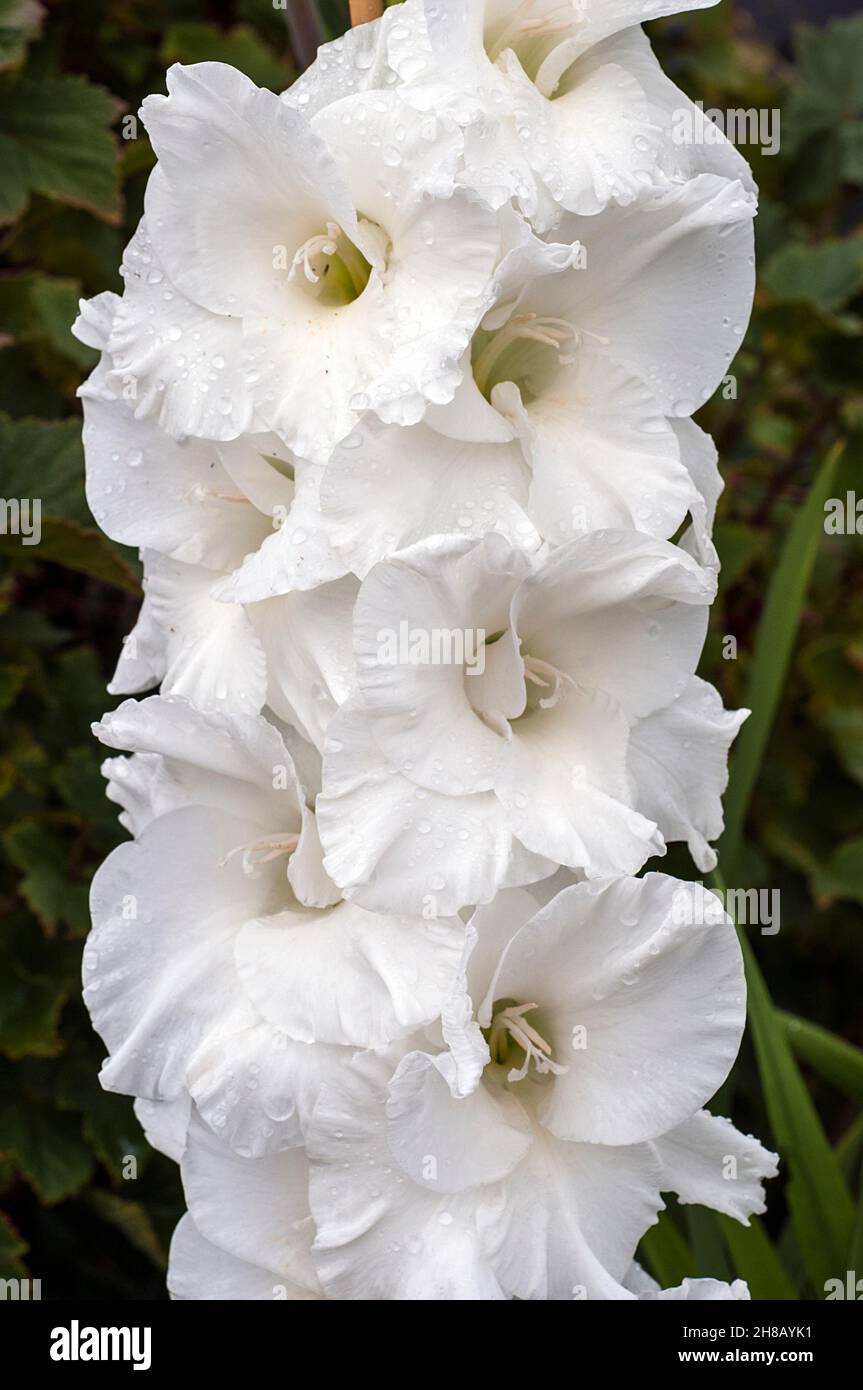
487;2;583;62
189;484;252;505
473;312;579;395
289;222;342;285
490;1002;568;1082
523;655;571;709
518;16;578;36
219;832;300;875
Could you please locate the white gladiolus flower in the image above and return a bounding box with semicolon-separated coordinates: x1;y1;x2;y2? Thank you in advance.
161;878;773;1302
321;173;755;574
76;331;359;717
316;529;745;915
84;63;505;463
106;561;360;744
292;0;754;232
310;878;774;1298
75;312;359;719
85;695;467;1156
77;353;346;603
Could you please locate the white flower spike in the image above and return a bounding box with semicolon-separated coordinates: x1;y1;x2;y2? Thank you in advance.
77;0;774;1303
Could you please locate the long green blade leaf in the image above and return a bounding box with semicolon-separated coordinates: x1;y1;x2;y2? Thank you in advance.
685;1207;731;1282
639;1211;697;1290
719;442;843;878
719;1214;798;1301
782;1011;863;1103
838;1115;863;1182
739;929;854;1293
849;1158;863;1276
778;1116;863;1287
713;446;851;1294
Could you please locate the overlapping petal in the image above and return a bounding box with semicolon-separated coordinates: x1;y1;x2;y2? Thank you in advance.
318;530;729;913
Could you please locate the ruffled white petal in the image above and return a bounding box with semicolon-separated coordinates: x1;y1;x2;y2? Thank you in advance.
168;1214;295;1300
484;876;745;1144
318;695;553;916
526;175;756;417
235;902;466;1049
513;530;715;721
643;1276;750;1301
321;414;537;579
134;1095;191;1164
139;552;268;714
652;1110;779;1224
249;577;358;751
180;1110;321;1294
80;372;274;570
629;676;749;872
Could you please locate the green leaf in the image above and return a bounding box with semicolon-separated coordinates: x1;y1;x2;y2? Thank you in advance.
718;1214;798;1301
0;915;71;1059
161;22;294;90
315;0;351;42
0;516;142;593
850;1163;863;1277
837;1115;863;1183
820;707;863;788
763;237;863;315
638;1211;697;1289
776;1061;863;1285
782;1012;863;1102
0;413;89;522
784;18;863;154
3;203;122;292
0;272;96;369
0;1098;93;1204
684;1206;730;1282
0;415;142;590
84;1190;166;1269
2;816;90;936
0;966;66;1060
0;73;121;225
719;442;844;877
811;835;863;907
55;1055;150;1184
715;521;768;589
52;745;124;842
736;927;854;1293
41;647;116;738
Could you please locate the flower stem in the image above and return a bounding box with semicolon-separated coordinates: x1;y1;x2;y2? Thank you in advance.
283;0;324;71
350;0;384;26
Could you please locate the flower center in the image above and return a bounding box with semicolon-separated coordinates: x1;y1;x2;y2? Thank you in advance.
471;640;571;735
485;0;585;78
523;654;570;710
219;832;300;876
486;999;568;1083
472;312;578;402
289;221;372;307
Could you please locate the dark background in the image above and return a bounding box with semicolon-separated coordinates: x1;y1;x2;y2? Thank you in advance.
0;0;861;1300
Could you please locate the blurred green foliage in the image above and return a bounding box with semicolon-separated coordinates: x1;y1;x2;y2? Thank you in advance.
0;0;860;1300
